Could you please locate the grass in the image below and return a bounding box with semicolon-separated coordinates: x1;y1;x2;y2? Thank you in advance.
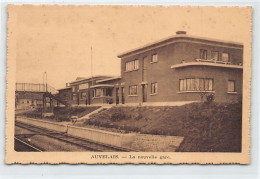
83;102;242;152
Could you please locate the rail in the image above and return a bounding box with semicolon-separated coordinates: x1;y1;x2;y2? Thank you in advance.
15;120;133;152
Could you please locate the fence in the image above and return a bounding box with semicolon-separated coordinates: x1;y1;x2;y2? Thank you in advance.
16;83;58;94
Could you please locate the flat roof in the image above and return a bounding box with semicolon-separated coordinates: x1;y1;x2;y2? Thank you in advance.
90;84;114;88
57;87;72;91
118;34;243;58
96;76;121;83
69;75;113;85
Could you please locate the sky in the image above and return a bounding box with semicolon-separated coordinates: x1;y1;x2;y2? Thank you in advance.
14;5;251;89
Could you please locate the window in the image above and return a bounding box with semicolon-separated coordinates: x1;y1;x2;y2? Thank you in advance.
72;94;77;100
151;54;158;63
200;49;207;59
79;83;89;90
151;83;158;94
222;53;229;62
228;80;235;92
211;51;219;60
93;88;103;97
129;85;138;95
72;86;76;92
81;92;87;99
125;60;139;72
179;78;213;91
65;95;69;100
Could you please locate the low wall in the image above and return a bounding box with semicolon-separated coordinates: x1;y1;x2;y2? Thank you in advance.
67;125;135;147
16;117;136;149
16;117;67;133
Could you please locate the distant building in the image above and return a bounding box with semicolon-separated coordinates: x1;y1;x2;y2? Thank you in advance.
66;76;121;105
57;85;72;106
61;31;243;106
15;83;58;110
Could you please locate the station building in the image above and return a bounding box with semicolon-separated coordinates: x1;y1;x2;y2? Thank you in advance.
59;76;121;106
116;31;243;104
60;31;243;106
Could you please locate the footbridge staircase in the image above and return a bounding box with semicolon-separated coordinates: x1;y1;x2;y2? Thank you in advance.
15;83;70;113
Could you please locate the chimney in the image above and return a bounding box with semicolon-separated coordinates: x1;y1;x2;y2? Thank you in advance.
66;83;70;88
176;31;187;35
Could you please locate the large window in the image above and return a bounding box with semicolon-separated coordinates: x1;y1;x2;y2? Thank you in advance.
228;80;235;92
125;60;139;72
179;78;213;92
151;54;158;63
222;53;229;62
129;85;138;95
200;49;207;59
151;83;158;94
211;51;219;60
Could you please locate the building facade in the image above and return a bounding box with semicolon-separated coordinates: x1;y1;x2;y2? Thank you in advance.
60;31;243;106
117;31;243;104
64;76;121;106
15;83;59;110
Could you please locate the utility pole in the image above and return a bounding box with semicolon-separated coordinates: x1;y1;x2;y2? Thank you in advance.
43;71;47;92
42;71;47;116
91;46;94;86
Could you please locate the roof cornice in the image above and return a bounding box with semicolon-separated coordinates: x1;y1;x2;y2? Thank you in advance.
118;35;243;59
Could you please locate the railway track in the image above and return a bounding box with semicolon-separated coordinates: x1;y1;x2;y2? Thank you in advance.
15;137;43;152
15;121;132;152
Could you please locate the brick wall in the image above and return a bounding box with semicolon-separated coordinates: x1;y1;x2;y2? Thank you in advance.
119;40;243;103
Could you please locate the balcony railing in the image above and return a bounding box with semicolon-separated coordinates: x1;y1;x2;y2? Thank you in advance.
194;58;242;66
172;59;243;69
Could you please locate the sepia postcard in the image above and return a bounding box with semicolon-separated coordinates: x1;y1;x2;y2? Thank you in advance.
6;5;251;164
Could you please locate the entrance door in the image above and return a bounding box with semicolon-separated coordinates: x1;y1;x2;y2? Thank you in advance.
116;88;119;104
121;87;125;104
142;84;147;102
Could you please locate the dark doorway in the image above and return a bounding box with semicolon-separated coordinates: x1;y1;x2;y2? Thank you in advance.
87;89;91;105
77;93;80;105
116;88;119;104
121;87;125;104
142;84;147;103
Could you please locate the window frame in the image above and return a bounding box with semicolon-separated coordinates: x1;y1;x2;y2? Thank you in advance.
227;80;236;92
211;51;219;60
129;85;138;96
151;54;158;63
222;52;230;62
151;82;158;94
72;86;76;92
81;92;87;99
200;49;207;60
179;78;214;92
93;88;103;97
125;59;139;72
72;93;77;100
